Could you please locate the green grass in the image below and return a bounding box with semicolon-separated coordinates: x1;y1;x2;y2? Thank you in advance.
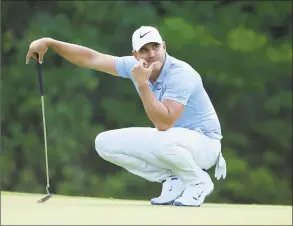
1;191;292;225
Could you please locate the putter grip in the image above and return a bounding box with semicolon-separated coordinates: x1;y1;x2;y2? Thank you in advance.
36;62;44;96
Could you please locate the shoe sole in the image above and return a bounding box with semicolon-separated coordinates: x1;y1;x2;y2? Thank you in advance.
150;191;184;206
173;189;213;207
173;202;201;207
151;200;175;205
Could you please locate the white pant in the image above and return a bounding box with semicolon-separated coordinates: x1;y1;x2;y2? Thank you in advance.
95;127;221;185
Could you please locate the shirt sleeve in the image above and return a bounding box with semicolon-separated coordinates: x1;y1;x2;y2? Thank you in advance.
162;69;201;105
114;56;137;79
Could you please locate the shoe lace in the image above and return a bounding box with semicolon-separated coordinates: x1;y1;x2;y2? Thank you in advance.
181;184;203;199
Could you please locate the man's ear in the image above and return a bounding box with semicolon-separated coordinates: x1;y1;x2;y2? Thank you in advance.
132;50;139;61
162;41;166;51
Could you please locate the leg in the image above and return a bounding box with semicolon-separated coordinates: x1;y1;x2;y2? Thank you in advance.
95;127;173;182
95;127;222;206
95;127;217;184
141;127;222;206
150;127;221;185
163;127;222;206
95;127;187;204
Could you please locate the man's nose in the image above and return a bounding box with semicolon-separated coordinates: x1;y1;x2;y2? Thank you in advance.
148;50;155;58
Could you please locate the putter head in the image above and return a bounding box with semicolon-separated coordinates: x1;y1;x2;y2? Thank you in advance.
37;193;52;203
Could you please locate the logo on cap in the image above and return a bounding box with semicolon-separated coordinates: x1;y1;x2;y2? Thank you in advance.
140;31;151;38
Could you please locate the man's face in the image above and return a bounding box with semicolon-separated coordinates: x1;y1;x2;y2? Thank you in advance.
133;42;166;79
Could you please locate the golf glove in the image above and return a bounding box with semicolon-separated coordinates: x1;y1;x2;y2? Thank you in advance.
215;152;227;180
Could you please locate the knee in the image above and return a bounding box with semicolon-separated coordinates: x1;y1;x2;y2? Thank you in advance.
95;131;112;159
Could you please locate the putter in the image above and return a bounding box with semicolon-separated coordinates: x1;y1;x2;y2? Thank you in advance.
36;60;53;203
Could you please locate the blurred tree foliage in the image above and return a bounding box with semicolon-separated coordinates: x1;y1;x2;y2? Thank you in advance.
1;1;292;205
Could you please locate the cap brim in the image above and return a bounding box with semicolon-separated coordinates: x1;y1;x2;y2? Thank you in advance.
134;39;163;51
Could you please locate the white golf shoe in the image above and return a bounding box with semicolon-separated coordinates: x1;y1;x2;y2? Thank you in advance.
151;177;185;205
173;180;214;207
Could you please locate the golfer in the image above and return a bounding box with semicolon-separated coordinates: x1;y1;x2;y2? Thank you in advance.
26;26;227;206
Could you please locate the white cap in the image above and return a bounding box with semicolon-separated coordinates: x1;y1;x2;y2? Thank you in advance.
132;26;163;51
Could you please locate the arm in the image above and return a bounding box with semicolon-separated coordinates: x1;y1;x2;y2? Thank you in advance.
48;39;118;75
138;83;184;131
26;38;119;76
131;60;196;131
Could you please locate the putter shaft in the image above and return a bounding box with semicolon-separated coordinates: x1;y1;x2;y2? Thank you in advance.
37;96;52;203
41;96;50;189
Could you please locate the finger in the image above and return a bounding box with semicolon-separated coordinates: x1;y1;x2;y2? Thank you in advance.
132;65;138;72
133;60;144;70
132;64;139;72
139;59;147;67
148;62;158;71
38;53;44;64
135;60;143;68
25;50;32;64
32;53;38;62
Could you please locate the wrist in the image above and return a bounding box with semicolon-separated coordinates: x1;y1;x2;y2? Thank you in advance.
43;37;54;47
137;81;149;89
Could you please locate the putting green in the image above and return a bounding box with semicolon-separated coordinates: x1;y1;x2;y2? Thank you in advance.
1;191;292;225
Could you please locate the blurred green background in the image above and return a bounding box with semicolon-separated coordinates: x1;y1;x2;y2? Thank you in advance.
1;1;292;205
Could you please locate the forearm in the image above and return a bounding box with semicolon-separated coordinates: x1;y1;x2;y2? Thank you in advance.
138;83;171;130
47;38;101;69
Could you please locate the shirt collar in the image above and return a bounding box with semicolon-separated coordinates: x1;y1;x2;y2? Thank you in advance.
155;53;172;84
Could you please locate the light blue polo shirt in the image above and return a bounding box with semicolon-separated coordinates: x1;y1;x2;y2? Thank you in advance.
114;53;223;140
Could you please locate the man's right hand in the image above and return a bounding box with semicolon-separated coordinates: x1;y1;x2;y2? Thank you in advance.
26;38;51;64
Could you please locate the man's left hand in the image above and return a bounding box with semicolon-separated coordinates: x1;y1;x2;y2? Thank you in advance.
132;59;157;87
